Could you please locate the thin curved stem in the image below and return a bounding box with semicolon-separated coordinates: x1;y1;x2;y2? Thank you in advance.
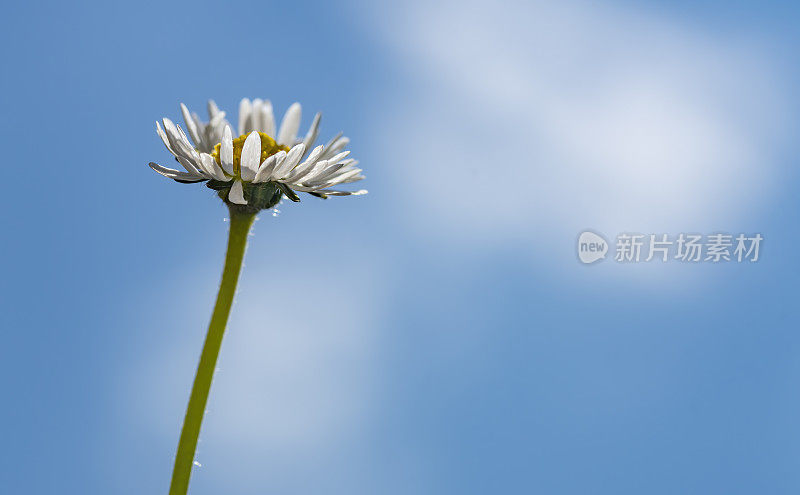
168;207;256;495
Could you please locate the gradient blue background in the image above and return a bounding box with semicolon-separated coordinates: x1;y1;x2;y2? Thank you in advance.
2;1;800;494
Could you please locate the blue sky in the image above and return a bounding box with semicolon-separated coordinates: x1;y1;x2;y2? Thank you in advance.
1;0;799;494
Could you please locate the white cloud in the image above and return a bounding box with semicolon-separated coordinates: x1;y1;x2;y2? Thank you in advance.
207;264;378;452
126;237;385;489
364;0;789;248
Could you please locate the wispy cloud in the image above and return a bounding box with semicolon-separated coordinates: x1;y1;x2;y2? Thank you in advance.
363;0;790;246
126;238;385;490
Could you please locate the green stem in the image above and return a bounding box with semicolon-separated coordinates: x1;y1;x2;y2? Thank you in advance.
168;207;256;495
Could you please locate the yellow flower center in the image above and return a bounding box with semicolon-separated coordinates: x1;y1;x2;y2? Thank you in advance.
211;132;290;177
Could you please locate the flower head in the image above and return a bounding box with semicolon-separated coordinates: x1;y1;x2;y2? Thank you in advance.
149;98;366;210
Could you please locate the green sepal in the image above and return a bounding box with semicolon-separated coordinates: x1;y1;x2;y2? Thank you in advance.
276;182;301;202
206;180;231;191
246;181;284;210
308;191;329;199
209;180;287;213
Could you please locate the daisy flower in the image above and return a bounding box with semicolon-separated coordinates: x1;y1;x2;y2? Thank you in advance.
149;98;366;210
150;97;368;495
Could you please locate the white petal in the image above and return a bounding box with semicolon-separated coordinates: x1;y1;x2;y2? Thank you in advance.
286;145;324;182
180;103;202;146
156;122;175;154
162;118;198;160
251;100;264;133
175;124;193;147
240;131;262;181
238;98;252;135
148;162;204;181
190;112;213;153
253;154;279;183
318;189;368;196
297;158;334;183
339;174;366;184
267;151;287;179
191;112;203;129
207;100;221;118
177;156;203;176
192;154;214;177
253;100;272;134
304;167;342;185
262;100;275;136
326;151;351;165
210;111;227;127
228;180;247;204
307;163;361;186
277;102;301;146
336;158;357;168
323;168;364;186
220;125;234;175
302;112;322;151
318;132;342;158
161;118;181;147
320;136;349;160
272;143;305;180
305;144;325;165
206;115;227;148
297;159;327;183
200;153;229;181
288;183;325;192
